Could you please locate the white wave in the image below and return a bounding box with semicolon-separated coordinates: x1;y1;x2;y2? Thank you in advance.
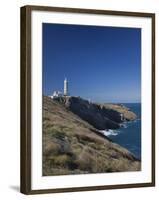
120;123;128;128
133;118;141;123
99;129;119;137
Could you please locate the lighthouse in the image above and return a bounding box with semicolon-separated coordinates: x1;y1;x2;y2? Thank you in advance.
64;78;68;96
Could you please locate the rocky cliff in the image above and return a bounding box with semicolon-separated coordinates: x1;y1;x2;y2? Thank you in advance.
43;96;140;176
54;96;137;130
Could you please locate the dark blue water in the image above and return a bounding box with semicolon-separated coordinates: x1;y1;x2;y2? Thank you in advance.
108;103;141;159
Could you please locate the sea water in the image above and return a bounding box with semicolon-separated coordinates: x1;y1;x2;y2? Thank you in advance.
101;103;141;159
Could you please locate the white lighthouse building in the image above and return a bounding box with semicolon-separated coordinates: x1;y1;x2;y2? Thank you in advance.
50;78;69;99
64;78;69;96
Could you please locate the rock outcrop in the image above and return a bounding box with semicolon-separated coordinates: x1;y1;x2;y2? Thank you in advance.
54;96;137;130
103;103;137;121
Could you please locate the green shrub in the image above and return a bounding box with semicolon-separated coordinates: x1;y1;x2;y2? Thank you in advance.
52;131;66;140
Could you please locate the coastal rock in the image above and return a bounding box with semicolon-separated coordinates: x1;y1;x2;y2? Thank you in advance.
102;103;137;121
54;96;137;130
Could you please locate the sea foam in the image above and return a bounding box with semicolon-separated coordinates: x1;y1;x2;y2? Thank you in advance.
99;129;119;137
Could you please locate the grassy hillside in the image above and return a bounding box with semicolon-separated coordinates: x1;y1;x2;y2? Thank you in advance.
43;96;140;176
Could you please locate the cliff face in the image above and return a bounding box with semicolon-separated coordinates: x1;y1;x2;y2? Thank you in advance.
43;96;140;176
54;96;137;130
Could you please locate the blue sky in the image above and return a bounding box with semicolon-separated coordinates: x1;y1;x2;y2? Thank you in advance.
43;23;141;103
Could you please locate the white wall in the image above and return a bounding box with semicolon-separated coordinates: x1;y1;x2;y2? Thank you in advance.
0;0;158;199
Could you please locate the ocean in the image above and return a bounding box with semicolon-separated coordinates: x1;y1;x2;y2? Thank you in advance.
102;103;141;159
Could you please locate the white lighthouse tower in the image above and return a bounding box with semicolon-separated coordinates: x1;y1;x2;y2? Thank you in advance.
64;78;69;96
